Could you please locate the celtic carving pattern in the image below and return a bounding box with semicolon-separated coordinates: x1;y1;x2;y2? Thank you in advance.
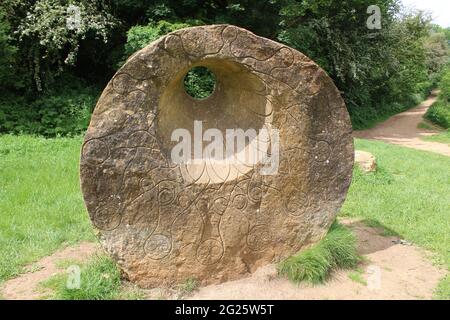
80;25;353;288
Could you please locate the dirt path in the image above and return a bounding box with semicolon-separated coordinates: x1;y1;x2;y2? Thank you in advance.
0;242;99;300
354;91;450;157
152;220;446;300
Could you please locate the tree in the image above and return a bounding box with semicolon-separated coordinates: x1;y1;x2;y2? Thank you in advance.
3;0;118;91
0;11;19;90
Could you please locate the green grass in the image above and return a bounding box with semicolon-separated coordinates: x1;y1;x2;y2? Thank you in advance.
178;278;199;295
55;258;85;270
417;121;434;130
342;139;450;267
278;222;360;284
0;135;95;282
348;268;367;286
40;254;139;300
434;275;450;300
424;97;450;129
1;135;449;299
425;101;450;128
423;130;450;145
342;139;450;298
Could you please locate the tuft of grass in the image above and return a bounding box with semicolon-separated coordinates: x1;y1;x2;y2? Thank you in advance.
417;121;433;130
117;285;146;300
0;135;95;282
348;268;367;286
278;222;360;284
41;255;122;300
178;278;198;295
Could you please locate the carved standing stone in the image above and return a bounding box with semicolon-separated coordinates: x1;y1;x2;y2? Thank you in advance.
80;25;354;288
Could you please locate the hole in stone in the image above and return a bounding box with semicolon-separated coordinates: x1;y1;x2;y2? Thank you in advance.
159;59;271;184
184;66;216;99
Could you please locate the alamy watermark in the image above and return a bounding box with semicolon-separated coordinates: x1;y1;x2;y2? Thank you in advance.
66;4;81;31
367;265;382;291
367;5;382;30
66;265;81;290
171;121;279;175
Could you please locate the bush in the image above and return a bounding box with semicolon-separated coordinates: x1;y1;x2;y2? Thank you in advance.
0;11;20;90
0;75;99;137
425;67;450;129
349;98;425;130
123;20;194;62
184;66;216;99
439;67;450;101
11;0;117;91
425;99;450;129
123;20;215;99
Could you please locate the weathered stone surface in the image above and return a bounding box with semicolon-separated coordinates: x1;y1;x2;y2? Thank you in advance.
355;150;376;172
80;25;354;288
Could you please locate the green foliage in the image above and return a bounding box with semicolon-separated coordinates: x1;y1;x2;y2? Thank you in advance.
124;20;192;59
42;255;122;300
439;67;450;101
0;0;449;133
425;67;450;128
278;222;360;284
425;99;450;129
278;0;437;129
2;0;118;91
184;67;216;99
0;76;99;137
0;11;20;90
424;32;449;79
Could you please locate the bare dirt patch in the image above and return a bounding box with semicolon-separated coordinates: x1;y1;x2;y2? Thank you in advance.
0;242;99;300
354;91;450;157
180;220;446;300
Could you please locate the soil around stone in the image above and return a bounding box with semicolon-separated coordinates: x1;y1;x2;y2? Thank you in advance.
1;222;445;300
354;90;450;157
148;220;446;300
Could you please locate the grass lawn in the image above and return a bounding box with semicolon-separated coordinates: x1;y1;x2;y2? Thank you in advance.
0;135;448;299
423;130;450;146
40;254;144;300
342;139;450;299
0;135;95;282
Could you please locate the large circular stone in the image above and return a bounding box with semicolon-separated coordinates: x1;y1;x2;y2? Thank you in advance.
80;25;354;287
